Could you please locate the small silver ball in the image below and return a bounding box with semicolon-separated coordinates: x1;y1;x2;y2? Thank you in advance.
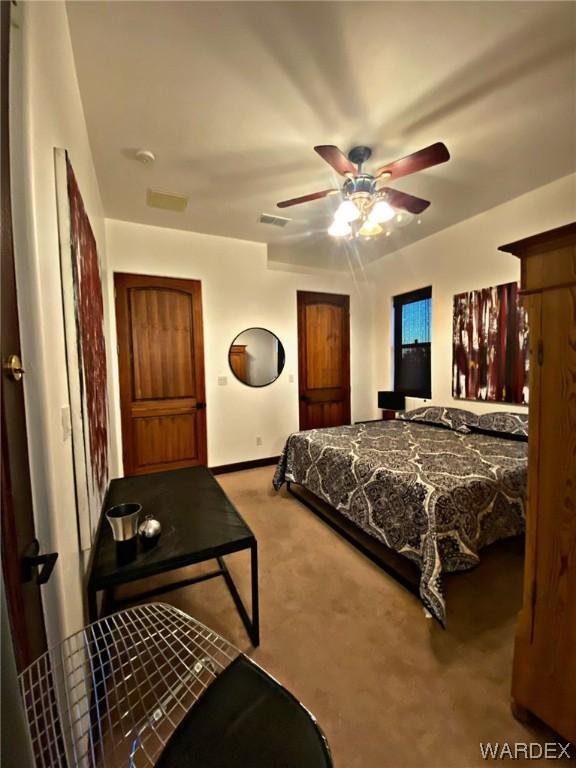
138;516;162;538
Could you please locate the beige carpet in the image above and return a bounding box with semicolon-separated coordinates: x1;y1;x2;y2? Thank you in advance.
118;466;558;767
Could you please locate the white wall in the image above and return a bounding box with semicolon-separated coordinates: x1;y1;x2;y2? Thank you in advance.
105;219;376;473
9;1;108;644
366;173;576;414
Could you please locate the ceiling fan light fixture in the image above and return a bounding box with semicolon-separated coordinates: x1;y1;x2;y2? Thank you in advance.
275;141;447;239
369;200;395;224
328;218;352;237
334;199;360;223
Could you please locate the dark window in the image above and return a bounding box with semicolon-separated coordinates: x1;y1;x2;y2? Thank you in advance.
394;286;432;398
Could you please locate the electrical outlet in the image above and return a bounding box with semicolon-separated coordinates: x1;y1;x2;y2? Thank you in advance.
217;376;228;386
256;436;262;446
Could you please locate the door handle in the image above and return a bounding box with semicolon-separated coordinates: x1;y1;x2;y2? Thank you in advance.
299;395;309;402
196;402;206;410
3;353;25;381
23;540;58;585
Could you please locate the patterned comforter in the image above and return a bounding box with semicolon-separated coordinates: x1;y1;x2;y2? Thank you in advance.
273;420;527;624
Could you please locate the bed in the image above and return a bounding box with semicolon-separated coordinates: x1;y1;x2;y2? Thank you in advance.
273;407;528;625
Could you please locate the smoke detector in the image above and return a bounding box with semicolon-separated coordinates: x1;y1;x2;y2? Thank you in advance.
135;149;156;164
259;213;291;228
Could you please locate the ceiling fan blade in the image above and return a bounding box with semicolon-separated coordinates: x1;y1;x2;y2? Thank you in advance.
314;145;357;176
380;187;431;214
376;142;450;180
277;189;336;208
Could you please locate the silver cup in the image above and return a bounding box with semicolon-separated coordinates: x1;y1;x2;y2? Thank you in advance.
105;503;142;542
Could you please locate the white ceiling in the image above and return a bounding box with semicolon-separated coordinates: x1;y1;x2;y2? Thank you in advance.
67;1;576;269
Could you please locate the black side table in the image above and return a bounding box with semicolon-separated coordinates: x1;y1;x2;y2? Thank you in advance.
87;467;260;646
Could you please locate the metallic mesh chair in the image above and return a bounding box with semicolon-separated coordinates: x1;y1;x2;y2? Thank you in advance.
18;603;332;768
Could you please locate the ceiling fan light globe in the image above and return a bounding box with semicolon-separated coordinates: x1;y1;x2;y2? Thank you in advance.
369;200;395;223
334;199;360;223
358;221;383;237
328;219;352;237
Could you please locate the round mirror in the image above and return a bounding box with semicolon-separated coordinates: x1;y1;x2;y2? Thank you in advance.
229;328;285;387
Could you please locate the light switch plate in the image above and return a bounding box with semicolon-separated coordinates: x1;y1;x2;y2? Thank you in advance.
288;374;295;383
217;376;228;386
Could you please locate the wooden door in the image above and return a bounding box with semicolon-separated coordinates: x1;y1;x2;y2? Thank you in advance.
115;274;207;476
297;291;351;430
1;0;49;671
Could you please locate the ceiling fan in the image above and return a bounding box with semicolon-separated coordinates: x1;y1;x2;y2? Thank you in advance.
277;142;450;238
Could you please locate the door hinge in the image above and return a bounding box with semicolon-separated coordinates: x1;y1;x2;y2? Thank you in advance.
537;339;544;366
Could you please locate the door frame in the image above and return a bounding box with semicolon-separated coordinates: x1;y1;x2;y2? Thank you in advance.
297;290;351;430
1;0;49;671
114;272;208;475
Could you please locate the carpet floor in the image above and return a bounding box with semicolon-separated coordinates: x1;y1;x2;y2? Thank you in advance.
117;466;559;767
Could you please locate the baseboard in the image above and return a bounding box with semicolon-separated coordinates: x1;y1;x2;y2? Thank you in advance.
210;456;280;475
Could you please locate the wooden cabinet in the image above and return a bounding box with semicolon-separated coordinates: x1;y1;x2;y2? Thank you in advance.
229;344;247;381
499;223;576;743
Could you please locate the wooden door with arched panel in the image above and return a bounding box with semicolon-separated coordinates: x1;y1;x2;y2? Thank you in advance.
115;273;207;476
297;291;351;430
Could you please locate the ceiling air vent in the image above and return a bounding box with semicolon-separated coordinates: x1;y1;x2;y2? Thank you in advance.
147;189;189;212
259;213;291;228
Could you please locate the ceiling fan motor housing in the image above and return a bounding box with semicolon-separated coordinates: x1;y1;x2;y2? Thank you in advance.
347;145;372;166
344;174;377;200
